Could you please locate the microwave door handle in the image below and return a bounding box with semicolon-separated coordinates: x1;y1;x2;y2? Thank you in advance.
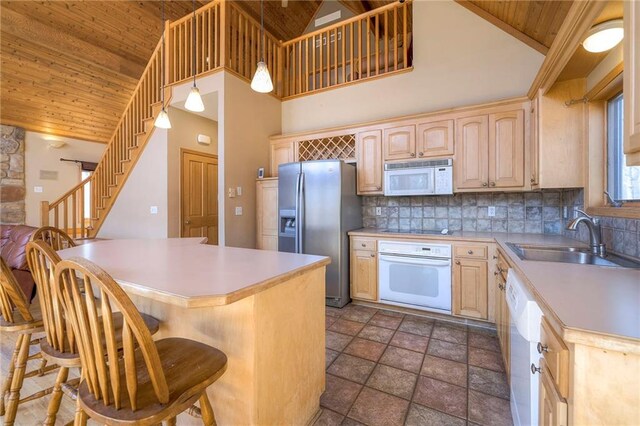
379;255;451;267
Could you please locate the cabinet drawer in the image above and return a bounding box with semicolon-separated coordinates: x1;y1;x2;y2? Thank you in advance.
352;238;376;251
540;317;570;399
454;245;487;259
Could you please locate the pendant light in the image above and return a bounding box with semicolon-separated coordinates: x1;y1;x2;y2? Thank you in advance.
251;0;274;93
185;0;205;112
155;0;172;129
582;19;624;53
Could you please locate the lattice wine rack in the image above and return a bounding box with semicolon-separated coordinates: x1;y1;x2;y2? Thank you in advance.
297;134;356;162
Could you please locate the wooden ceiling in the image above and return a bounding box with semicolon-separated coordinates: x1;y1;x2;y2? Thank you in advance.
0;0;592;144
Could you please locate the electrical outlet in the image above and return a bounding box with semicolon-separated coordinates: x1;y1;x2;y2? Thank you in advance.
487;206;496;217
376;207;382;216
150;206;158;215
34;186;43;193
235;206;243;216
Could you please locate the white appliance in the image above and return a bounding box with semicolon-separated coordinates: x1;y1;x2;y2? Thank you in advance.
378;240;452;313
383;159;453;196
506;269;543;426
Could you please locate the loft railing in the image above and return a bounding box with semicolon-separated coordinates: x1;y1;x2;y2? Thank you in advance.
42;0;413;237
281;0;413;98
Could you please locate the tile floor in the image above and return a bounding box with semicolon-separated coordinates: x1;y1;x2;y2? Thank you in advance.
316;304;513;426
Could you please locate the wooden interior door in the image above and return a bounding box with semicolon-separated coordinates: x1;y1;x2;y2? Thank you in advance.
489;110;524;188
455;115;489;189
181;150;218;245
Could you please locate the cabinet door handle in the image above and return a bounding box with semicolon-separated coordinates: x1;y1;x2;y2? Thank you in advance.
418;152;424;157
531;178;536;183
482;182;488;187
492;255;498;260
376;186;382;190
498;283;505;290
531;363;542;375
361;243;366;247
455;260;460;265
467;250;473;255
537;342;549;354
410;153;416;157
490;182;496;187
185;220;191;225
370;253;375;258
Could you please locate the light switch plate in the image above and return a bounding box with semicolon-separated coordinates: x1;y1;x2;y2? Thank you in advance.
150;206;158;215
236;186;242;196
235;207;243;216
228;188;236;198
487;206;496;217
34;186;43;193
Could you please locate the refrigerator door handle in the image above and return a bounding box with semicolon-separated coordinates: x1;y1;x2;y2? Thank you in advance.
294;172;301;253
299;172;305;253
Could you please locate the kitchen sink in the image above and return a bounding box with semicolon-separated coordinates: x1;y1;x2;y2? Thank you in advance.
505;243;640;269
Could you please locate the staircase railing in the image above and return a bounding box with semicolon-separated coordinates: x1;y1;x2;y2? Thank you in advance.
42;0;413;237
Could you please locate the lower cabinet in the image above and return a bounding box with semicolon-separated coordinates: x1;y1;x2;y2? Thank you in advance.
256;178;278;250
495;251;510;376
538;359;568;426
452;258;488;320
350;238;378;301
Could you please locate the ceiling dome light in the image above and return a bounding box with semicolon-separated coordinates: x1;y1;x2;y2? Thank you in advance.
154;108;172;129
251;61;274;93
185;86;205;112
583;19;624;53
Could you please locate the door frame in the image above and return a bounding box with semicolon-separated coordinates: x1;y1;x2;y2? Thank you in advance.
179;147;219;239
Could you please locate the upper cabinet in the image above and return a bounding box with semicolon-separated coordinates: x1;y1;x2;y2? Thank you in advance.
383;125;416;160
356;130;383;195
270;141;297;177
416;119;455;158
455;105;526;192
624;0;640;166
531;79;584;188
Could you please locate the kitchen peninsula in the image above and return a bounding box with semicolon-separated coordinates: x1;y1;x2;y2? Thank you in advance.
58;238;330;426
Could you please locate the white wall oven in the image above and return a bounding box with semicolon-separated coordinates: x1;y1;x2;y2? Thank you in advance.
378;241;452;313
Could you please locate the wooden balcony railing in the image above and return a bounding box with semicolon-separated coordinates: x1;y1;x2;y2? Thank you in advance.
42;0;413;237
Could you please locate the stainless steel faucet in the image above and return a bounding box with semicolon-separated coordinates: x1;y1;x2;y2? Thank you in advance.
566;209;606;256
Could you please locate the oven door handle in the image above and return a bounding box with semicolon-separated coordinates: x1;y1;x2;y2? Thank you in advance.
378;254;451;267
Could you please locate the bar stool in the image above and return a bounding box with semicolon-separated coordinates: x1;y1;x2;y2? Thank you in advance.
31;226;76;251
55;257;227;426
0;257;54;425
26;240;161;425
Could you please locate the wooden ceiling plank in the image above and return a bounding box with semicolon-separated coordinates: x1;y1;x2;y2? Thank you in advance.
455;0;549;55
0;8;145;79
527;0;608;98
2;91;122;121
0;118;110;143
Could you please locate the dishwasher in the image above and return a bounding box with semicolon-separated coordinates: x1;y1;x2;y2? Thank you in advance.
505;269;543;426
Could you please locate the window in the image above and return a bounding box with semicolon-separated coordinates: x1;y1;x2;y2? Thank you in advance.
607;93;640;202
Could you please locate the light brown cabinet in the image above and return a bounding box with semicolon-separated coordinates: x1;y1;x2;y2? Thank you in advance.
455;108;525;191
350;237;378;301
383;125;416;160
416;119;454;158
495;251;510;376
270;141;297;177
256;178;278;250
624;0;640;166
538;359;568;426
453;258;488;320
356;130;383;195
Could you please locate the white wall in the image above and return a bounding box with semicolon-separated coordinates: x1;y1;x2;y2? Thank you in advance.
98;129;169;239
24;131;105;226
281;0;545;134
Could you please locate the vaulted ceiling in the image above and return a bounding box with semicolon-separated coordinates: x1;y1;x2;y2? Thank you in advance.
0;0;589;143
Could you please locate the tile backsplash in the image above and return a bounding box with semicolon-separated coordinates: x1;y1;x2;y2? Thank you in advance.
362;189;640;258
362;191;566;234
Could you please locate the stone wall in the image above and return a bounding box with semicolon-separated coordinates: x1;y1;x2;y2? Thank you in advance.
0;125;26;224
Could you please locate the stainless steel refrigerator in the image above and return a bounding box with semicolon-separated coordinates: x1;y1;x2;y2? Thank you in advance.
278;160;362;308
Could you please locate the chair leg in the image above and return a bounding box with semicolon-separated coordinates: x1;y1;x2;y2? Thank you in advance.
166;417;177;426
0;334;21;416
73;397;87;426
4;333;31;425
44;366;68;425
198;393;216;426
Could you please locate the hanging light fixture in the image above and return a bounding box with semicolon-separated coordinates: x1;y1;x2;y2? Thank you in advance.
155;0;172;129
582;19;624;53
185;0;205;112
251;0;274;93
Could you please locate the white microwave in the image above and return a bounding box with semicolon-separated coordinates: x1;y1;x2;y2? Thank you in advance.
383;159;453;196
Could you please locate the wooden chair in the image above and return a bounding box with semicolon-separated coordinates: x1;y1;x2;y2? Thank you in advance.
31;226;77;251
0;257;56;425
54;257;227;426
26;240;162;425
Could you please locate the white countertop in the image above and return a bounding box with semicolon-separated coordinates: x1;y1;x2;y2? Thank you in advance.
58;238;330;307
350;229;640;343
